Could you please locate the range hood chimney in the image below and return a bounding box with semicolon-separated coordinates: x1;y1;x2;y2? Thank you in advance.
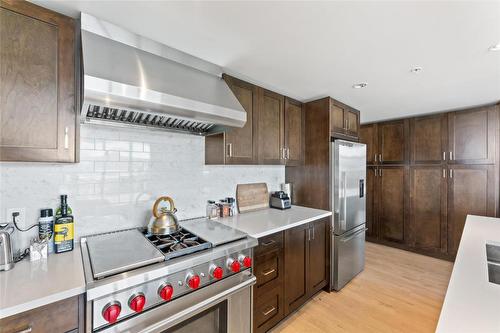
80;13;246;135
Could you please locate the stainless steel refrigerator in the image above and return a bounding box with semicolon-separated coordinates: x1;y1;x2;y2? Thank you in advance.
331;139;366;291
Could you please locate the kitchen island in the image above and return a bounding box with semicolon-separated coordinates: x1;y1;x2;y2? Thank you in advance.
436;215;500;333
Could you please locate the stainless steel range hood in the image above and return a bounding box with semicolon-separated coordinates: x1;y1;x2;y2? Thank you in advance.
80;13;245;135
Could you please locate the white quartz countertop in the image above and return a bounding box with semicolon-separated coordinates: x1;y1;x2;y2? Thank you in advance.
217;205;332;238
436;215;500;333
0;245;85;319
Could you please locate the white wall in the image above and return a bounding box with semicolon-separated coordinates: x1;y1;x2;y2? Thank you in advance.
0;125;284;251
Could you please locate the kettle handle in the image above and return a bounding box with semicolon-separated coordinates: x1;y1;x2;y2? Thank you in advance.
153;196;176;218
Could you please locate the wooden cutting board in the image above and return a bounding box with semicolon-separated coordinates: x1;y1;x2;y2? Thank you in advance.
236;183;269;213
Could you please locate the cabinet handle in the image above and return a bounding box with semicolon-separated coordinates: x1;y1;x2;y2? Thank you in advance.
286;147;290;160
261;240;275;247
262;306;276;316
227;143;232;157
379;154;382;163
64;127;69;149
262;268;276;276
308;228;311;241
443;169;446;178
449;151;453;161
312;226;315;240
15;327;32;333
374;154;377;162
379;169;382;177
449;169;453;178
443;152;446;161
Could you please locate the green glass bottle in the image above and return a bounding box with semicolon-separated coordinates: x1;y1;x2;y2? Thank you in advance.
54;195;74;253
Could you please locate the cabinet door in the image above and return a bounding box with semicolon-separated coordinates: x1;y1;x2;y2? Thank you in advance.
378;167;406;243
378;120;407;164
308;218;328;294
366;166;378;239
447;165;496;255
330;103;346;136
410;114;447;165
0;2;76;162
284;223;309;314
448;106;498;165
345;108;360;138
409;166;447;253
359;124;378;165
284;97;303;166
258;89;284;164
223;75;257;164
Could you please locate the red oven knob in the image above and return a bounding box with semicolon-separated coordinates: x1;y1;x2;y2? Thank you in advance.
129;293;146;313
227;258;241;273
239;255;252;268
158;283;174;301
210;265;224;280
187;274;201;289
102;302;121;324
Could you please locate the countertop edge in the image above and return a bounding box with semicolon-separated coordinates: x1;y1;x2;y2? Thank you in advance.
0;285;86;319
251;211;332;238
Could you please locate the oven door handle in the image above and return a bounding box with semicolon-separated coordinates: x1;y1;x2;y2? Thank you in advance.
139;274;256;333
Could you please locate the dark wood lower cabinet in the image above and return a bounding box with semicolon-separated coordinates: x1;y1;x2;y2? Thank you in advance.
253;217;329;332
0;295;83;333
378;167;407;243
447;165;497;256
366;166;378;240
409;166;447;253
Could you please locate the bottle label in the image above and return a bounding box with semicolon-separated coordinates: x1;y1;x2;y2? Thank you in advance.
54;222;74;243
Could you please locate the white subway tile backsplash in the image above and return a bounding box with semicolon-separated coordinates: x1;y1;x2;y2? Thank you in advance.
0;124;285;252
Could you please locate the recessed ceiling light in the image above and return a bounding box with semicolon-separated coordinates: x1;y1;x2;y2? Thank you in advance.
488;44;500;52
410;66;423;73
352;83;367;89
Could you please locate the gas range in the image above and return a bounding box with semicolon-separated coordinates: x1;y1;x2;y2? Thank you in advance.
81;218;257;332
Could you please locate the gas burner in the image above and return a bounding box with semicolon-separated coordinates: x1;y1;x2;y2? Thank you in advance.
144;228;211;260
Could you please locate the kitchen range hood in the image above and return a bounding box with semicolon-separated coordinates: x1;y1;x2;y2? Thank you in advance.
80;13;245;135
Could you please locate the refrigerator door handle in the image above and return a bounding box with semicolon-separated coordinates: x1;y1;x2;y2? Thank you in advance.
341;228;368;242
341;173;347;231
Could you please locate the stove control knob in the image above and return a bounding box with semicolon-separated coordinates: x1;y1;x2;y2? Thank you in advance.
129;293;146;313
102;301;121;324
239;255;252;268
158;283;174;301
186;273;201;289
209;264;224;280
227;258;241;273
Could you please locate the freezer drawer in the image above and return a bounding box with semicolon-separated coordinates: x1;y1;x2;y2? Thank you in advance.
332;224;366;291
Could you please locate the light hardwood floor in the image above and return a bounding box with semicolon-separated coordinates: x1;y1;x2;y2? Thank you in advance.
272;242;453;333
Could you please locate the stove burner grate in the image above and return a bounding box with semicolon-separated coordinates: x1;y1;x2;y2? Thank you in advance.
144;229;212;260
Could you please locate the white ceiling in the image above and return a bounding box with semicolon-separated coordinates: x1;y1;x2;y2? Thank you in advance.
32;1;500;123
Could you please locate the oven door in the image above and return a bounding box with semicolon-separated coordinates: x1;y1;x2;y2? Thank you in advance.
100;271;255;333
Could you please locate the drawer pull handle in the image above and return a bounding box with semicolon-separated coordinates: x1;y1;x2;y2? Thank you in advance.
262;269;276;276
15;327;32;333
261;240;275;246
262;306;276;316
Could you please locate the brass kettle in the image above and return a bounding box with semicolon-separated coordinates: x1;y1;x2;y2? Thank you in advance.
147;196;180;235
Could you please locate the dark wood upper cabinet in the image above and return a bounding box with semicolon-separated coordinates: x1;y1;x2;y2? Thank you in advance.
447;165;496;256
378;166;406;243
409;166;447;253
410;114;447;165
378;120;408;164
258;89;284;164
284;223;309;314
284;97;304;166
366;166;378;239
329;98;360;140
359;124;378;165
0;1;77;162
448;106;498;165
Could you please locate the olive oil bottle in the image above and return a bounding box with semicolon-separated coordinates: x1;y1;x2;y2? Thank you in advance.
54;195;74;253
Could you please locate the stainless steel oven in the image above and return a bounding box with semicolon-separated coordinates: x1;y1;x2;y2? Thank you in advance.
99;271;255;333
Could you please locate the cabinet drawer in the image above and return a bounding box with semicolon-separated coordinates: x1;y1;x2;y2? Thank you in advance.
0;296;79;333
254;232;283;257
255;250;281;291
254;285;284;333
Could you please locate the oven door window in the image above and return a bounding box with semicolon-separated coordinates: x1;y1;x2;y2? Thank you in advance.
164;301;228;333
